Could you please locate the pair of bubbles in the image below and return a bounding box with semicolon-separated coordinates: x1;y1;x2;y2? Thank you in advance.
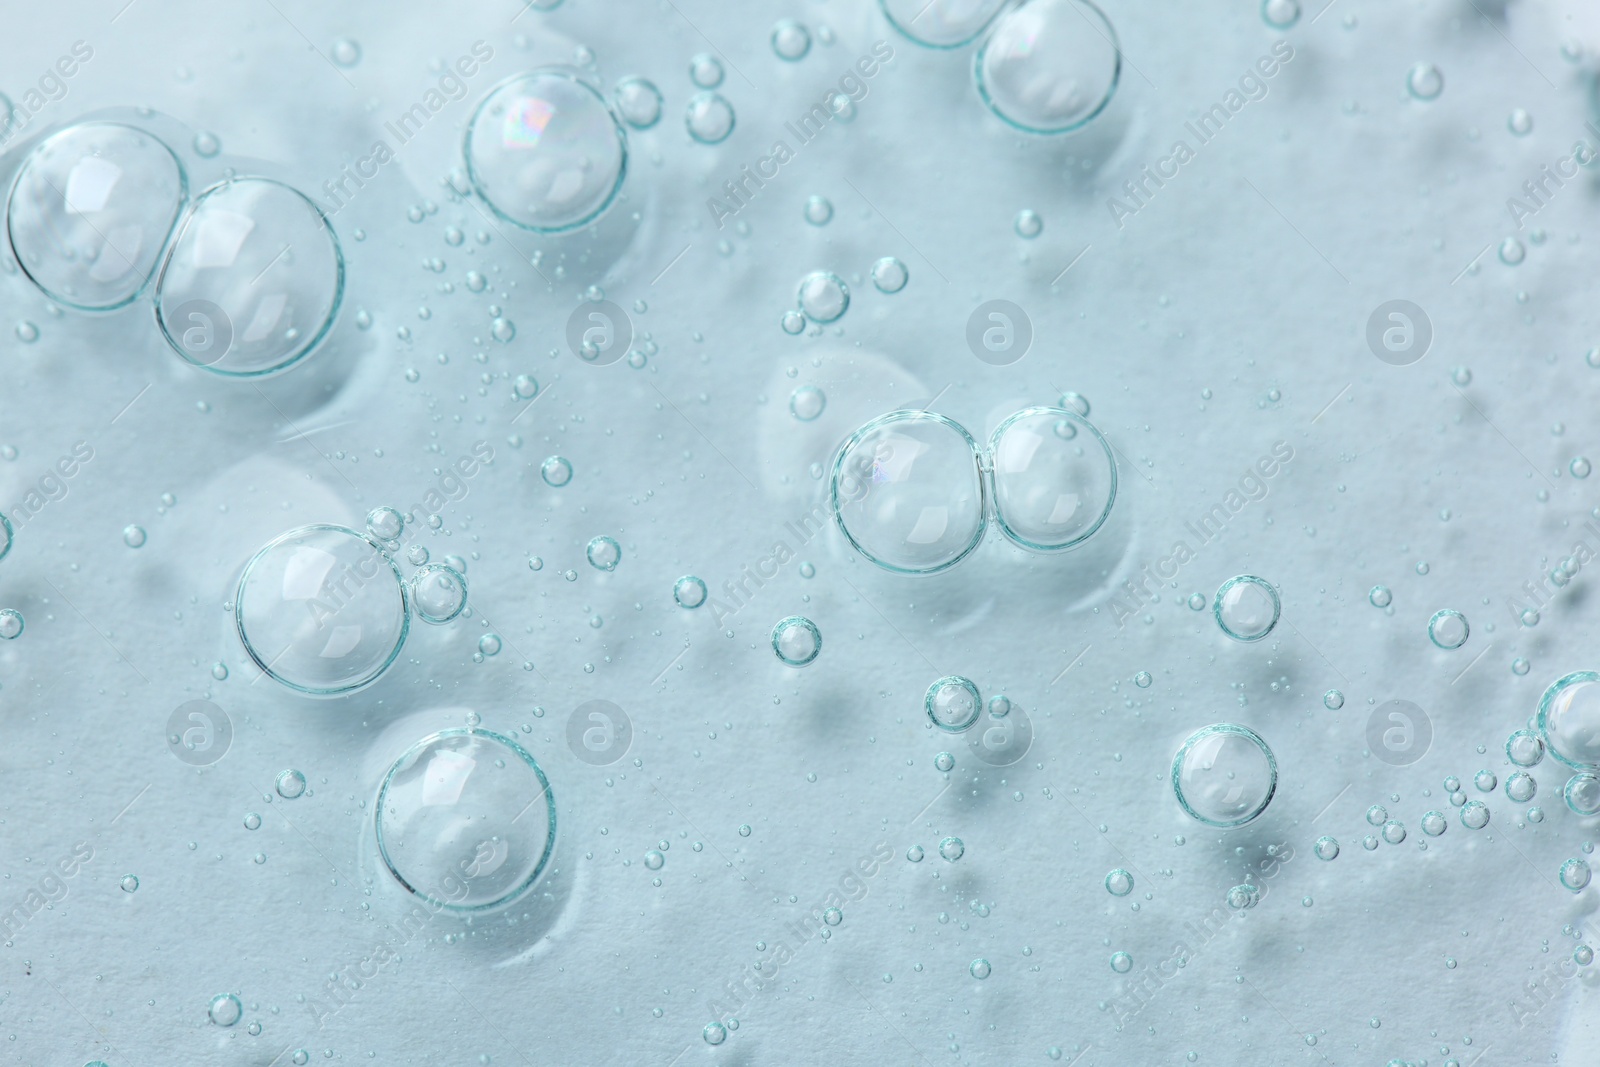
925;677;1033;766
5;113;343;376
879;0;1121;134
1531;671;1600;817
234;513;468;696
830;405;1117;574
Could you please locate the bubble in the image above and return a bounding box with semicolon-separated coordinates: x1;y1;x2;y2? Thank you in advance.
1578;945;1595;966
1427;609;1469;650
1507;729;1545;767
1460;800;1490;829
988;408;1117;552
586;535;622;571
478;634;501;657
1366;804;1388;826
122;524;147;548
1474;769;1497;792
797;270;850;323
771;615;821;666
270;769;307;800
1368;585;1392;608
689;53;724;88
376;728;555;910
235;525;408;695
1362;835;1379;850
193;131;221;157
1171;723;1278;828
879;0;1009;48
934;751;956;772
8;122;185;310
1105;868;1133;896
541;456;574;487
674;576;708;608
331;37;361;66
1212;576;1281;642
1503;771;1536;803
1562;858;1592;892
975;0;1121;133
1508;108;1533;136
409;545;431;567
1499;237;1526;265
1416;810;1446;837
926;676;982;732
1572;457;1592;479
686;92;736;144
803;194;833;225
244;813;262;830
1261;0;1300;27
1382;819;1406;845
871;256;909;293
1565;772;1600;815
1134;671;1152;689
1014;209;1043;238
1313;835;1339;860
643;849;664;871
1187;593;1206;611
907;844;925;861
1323;689;1345;710
1406;63;1444;101
0;608;25;642
1537;671;1600;769
790;385;827;421
939;836;965;861
703;1022;728;1045
832;411;985;575
1513;657;1531;676
208;993;243;1026
1108;952;1131;973
1227;884;1260;910
772;20;812;60
0;511;11;563
513;374;539;400
410;564;467;624
737;823;752;837
120;874;139;892
780;310;806;334
613;76;662;128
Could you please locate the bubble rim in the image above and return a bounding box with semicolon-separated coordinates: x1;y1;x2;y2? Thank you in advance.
1210;574;1281;643
925;674;982;733
1426;607;1470;650
234;523;410;696
410;562;469;625
7;120;189;312
986;406;1118;553
878;0;1008;50
464;68;629;234
154;175;346;378
771;614;822;666
829;408;988;576
1536;670;1600;771
1170;722;1278;829
374;726;557;914
972;0;1123;135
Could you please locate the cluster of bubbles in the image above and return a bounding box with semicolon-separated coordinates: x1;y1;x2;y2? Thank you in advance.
830;405;1117;574
7;118;343;376
782;258;908;334
881;0;1121;134
234;512;469;695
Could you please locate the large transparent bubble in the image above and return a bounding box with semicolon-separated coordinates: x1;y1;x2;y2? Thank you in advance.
376;728;556;911
1537;671;1600;770
1171;724;1277;828
155;177;343;376
7;122;185;310
988;407;1116;551
880;0;1009;48
465;70;627;233
974;0;1122;134
234;524;408;695
831;410;986;575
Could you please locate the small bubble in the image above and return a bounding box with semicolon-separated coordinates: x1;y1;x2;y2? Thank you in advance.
1323;689;1344;710
939;836;965;862
934;751;955;772
1368;585;1392;608
120;874;139;893
1013;209;1043;238
276;769;307;799
803;195;833;226
1508;108;1533;135
1406;62;1444;100
1134;671;1152;689
123;524;147;548
1313;835;1339;861
772;19;812;61
970;958;993;979
331;38;361;67
541;456;574;487
1561;858;1592;892
1104;868;1133;896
